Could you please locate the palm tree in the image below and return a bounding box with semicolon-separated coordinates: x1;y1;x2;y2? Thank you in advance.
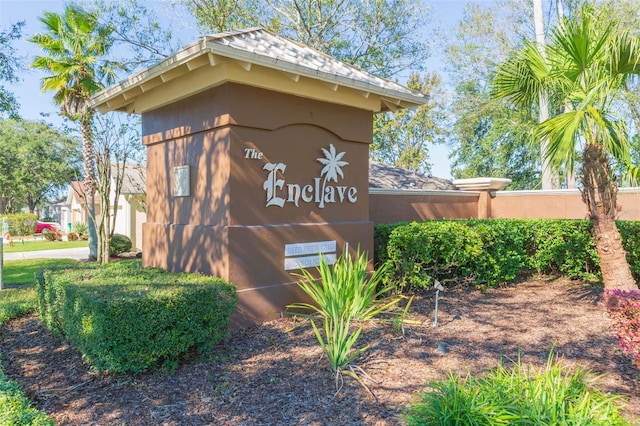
30;5;118;261
493;5;640;291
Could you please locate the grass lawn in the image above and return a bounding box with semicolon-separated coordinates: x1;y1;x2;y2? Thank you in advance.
1;258;78;324
2;239;87;253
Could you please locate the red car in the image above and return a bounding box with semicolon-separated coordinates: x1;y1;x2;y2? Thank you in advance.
36;221;60;234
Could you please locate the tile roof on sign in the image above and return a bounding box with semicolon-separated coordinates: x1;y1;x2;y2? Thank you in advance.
201;27;420;98
90;27;425;114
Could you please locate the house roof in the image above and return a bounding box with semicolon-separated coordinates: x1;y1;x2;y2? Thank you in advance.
368;161;457;190
67;181;87;205
117;165;146;194
67;166;146;205
90;28;426;115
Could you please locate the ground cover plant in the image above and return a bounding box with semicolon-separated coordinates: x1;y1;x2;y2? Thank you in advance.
606;289;640;369
0;358;53;426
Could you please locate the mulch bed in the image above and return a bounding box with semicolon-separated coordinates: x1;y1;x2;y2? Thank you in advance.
1;276;639;425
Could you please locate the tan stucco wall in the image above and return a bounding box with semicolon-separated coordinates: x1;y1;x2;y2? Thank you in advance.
369;188;640;225
492;189;640;220
369;190;479;224
142;83;374;326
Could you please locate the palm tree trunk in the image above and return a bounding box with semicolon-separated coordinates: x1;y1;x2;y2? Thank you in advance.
81;116;98;261
582;143;637;290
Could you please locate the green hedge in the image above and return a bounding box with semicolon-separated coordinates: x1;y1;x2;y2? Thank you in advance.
2;213;38;236
36;260;237;374
376;219;640;290
109;233;132;256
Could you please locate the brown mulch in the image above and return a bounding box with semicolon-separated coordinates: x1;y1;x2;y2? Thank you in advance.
1;276;639;425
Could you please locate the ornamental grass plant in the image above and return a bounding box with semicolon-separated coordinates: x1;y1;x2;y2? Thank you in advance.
405;352;630;426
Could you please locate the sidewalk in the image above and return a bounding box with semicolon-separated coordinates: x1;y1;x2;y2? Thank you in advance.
2;247;89;261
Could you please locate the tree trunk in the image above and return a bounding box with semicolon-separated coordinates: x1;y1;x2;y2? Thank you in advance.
582;143;637;290
80;115;98;261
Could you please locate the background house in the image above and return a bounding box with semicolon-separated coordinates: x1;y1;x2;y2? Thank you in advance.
59;165;146;250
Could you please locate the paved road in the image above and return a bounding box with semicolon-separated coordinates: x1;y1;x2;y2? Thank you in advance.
1;247;89;261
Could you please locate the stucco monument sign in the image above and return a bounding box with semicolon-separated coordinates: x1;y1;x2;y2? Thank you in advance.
91;28;425;326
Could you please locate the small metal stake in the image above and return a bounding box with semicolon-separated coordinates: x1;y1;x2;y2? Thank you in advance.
433;279;444;327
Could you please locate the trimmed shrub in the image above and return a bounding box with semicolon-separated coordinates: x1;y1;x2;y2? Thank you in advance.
385;221;483;290
110;233;132;256
36;261;237;374
373;221;408;266
466;219;532;285
617;220;640;281
529;219;598;280
43;231;62;242
67;232;79;241
74;222;89;240
376;218;640;290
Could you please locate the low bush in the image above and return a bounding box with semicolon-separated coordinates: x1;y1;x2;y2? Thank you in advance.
528;219;599;280
42;231;62;242
2;213;37;236
605;289;640;368
384;221;484;290
373;221;408;265
110;233;132;256
73;222;89;240
404;353;630;426
618;220;640;280
376;219;640;289
36;260;237;374
466;219;532;285
67;232;79;241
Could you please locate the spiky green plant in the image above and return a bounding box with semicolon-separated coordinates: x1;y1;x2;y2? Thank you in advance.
405;351;630;425
288;248;399;321
287;248;401;390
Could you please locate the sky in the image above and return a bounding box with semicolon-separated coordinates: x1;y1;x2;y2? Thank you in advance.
0;0;485;179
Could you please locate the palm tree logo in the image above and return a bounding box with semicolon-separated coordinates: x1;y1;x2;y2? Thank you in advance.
317;144;349;208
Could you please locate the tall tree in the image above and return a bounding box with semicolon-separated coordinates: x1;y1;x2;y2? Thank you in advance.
84;0;179;70
493;4;640;290
0;119;80;214
181;0;262;33
92;112;144;264
0;21;25;118
372;72;447;174
447;0;640;188
445;0;541;188
30;4;120;261
180;0;432;78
